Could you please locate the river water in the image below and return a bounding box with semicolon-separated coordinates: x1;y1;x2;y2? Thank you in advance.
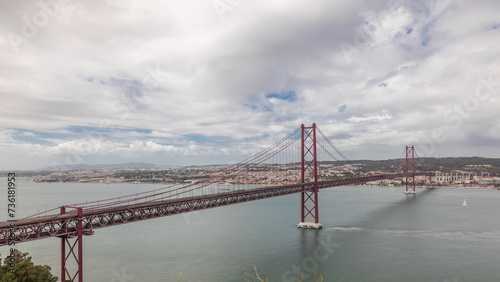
1;178;500;281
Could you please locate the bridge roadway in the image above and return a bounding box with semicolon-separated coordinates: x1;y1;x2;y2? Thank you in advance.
0;172;433;246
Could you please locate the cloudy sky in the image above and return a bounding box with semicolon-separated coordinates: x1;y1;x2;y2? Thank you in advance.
1;0;499;170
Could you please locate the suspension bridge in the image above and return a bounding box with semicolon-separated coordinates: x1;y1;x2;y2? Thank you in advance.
0;124;434;281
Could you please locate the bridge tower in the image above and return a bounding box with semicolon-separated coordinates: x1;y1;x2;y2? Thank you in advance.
59;206;93;282
405;146;416;194
297;123;323;229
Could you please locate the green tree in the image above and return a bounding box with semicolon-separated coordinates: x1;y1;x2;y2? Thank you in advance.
0;250;58;282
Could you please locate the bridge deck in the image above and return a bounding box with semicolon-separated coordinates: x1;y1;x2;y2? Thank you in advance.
0;172;433;245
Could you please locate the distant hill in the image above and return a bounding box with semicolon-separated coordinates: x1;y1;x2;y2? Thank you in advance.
343;157;500;175
39;162;158;171
2;157;500;177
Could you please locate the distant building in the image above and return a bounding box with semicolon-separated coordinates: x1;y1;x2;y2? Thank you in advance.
431;171;490;184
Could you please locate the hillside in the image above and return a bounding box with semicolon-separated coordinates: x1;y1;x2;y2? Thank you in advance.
2;157;500;178
349;157;500;176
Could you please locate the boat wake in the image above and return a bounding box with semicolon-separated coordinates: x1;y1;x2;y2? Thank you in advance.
328;226;500;243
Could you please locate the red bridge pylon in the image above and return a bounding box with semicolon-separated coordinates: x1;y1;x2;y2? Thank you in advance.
297;123;323;229
59;206;93;282
405;146;416;194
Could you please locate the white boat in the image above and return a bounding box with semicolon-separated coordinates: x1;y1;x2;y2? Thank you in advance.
462;199;468;207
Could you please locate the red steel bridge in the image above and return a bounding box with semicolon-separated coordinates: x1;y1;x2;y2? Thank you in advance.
0;124;434;281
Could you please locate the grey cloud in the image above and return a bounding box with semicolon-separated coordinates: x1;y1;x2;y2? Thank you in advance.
0;0;499;169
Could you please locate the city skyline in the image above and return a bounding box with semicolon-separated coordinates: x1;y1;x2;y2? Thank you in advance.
1;0;499;170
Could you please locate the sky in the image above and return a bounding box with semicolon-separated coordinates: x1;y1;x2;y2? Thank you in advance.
0;0;499;170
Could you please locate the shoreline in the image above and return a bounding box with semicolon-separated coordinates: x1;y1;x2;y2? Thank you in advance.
25;179;500;189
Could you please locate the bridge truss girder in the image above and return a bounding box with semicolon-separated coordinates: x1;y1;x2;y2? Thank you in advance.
0;173;434;246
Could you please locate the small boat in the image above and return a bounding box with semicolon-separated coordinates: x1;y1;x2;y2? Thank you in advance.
462;199;468;207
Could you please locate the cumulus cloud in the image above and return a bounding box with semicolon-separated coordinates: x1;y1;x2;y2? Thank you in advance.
1;0;499;169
